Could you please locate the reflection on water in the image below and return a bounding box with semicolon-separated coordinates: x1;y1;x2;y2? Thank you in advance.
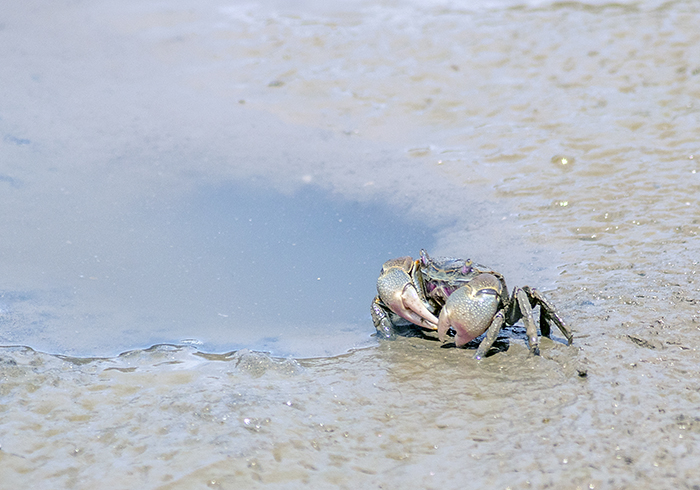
0;180;434;357
178;180;435;325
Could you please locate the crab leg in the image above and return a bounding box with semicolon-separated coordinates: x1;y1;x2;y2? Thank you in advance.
513;287;540;356
473;311;505;360
371;297;397;339
523;286;574;345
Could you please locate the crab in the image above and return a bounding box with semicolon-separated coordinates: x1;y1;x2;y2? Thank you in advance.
370;250;573;359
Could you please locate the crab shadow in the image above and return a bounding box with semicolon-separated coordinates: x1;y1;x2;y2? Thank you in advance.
439;324;535;357
439;335;511;357
439;324;572;357
386;323;571;358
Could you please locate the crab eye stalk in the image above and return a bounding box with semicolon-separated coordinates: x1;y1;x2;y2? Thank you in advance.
420;249;430;266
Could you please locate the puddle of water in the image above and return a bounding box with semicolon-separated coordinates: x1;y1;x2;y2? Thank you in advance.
0;179;435;357
0;171;552;360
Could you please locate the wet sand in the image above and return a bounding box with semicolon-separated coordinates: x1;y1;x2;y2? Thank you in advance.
1;0;700;488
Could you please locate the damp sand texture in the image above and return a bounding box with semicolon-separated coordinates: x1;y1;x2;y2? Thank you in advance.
2;0;700;489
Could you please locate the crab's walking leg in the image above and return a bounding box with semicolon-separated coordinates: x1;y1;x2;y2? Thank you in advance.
473;311;505;360
371;296;397;339
512;287;540;356
523;286;574;345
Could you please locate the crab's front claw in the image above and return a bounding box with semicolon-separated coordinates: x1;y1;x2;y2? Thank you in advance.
377;262;439;330
437;274;502;347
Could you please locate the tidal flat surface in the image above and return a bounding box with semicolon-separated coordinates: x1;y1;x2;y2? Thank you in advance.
1;0;700;488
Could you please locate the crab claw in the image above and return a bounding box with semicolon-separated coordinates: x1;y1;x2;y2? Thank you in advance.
438;274;501;347
377;262;439;330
